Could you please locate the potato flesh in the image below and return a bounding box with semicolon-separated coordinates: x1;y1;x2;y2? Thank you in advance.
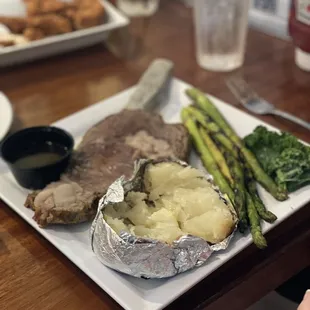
105;162;234;244
182;208;234;243
104;216;130;235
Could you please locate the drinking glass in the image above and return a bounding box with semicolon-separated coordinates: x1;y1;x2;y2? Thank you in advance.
116;0;160;17
193;0;250;72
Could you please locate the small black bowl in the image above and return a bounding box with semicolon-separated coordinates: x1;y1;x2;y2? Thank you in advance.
0;126;74;190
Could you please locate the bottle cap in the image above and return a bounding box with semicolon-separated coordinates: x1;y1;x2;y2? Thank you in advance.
295;48;310;72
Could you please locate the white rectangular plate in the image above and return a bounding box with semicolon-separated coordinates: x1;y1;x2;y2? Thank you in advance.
0;0;129;67
0;78;309;310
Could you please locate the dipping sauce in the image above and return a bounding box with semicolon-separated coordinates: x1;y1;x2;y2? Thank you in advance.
13;142;68;169
1;126;74;189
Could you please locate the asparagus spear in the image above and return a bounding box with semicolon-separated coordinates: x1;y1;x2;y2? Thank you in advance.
245;192;267;249
192;108;276;222
218;144;248;233
185;106;239;158
186;88;288;201
199;127;234;185
205;120;277;223
184;106;248;231
186;106;276;227
181;109;235;201
244;165;277;223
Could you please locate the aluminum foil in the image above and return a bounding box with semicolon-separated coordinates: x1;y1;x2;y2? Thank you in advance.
90;159;238;279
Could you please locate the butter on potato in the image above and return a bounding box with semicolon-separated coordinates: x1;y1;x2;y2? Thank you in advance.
104;162;235;244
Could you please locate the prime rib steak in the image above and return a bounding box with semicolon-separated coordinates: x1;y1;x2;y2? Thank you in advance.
25;109;190;227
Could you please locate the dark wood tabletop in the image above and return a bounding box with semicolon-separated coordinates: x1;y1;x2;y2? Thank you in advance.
1;1;310;310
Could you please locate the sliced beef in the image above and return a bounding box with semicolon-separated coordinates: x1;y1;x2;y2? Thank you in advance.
25;109;190;227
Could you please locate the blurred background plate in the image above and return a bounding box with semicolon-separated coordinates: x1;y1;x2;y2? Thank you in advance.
0;0;129;67
0;92;13;142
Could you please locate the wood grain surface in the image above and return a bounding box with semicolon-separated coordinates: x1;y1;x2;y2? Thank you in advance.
1;1;310;310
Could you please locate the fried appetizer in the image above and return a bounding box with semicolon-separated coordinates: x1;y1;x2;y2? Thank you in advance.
23;27;45;41
28;14;73;35
0;16;27;34
23;0;41;16
40;0;77;14
0;0;106;46
72;0;105;29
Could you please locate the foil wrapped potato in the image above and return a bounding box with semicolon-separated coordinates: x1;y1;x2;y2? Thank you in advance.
90;159;237;278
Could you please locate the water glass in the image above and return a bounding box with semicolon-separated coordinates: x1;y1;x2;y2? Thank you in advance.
193;0;250;72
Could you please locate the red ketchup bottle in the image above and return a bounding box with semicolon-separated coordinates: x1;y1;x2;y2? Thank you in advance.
289;0;310;71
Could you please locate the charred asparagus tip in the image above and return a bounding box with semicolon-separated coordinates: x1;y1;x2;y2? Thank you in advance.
252;231;268;249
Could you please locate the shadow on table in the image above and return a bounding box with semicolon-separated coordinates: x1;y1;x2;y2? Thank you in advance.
276;266;310;304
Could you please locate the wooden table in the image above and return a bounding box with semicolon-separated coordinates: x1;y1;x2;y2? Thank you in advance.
1;2;310;310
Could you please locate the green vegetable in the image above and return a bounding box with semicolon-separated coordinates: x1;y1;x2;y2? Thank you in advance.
181;106;277;248
199;126;234;185
244;126;310;192
245;192;267;249
186;88;288;201
186;106;240;158
218;144;248;233
181;109;235;201
244;164;277;223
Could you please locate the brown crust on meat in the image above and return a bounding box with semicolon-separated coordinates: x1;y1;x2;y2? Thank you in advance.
24;191;38;210
33;193;100;227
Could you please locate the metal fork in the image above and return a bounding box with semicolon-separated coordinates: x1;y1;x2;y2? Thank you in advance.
226;76;310;131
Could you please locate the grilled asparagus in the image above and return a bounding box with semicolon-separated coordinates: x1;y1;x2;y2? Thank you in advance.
181;109;235;202
186;88;288;201
246;192;267;249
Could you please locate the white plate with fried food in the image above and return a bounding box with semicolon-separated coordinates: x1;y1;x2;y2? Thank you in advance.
0;78;310;310
0;0;128;66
